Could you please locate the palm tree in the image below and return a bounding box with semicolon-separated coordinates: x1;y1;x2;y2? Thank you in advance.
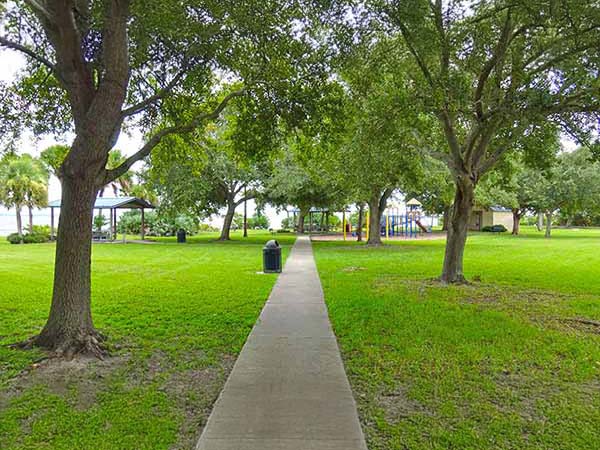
25;160;49;232
0;154;49;239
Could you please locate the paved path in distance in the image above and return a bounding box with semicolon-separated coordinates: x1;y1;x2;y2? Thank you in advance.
196;235;367;450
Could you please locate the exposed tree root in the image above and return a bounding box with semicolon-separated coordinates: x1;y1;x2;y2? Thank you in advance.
438;275;470;285
563;317;600;328
11;329;108;360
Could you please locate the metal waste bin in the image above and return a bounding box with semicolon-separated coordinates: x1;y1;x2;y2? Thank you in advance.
263;240;281;273
177;228;186;243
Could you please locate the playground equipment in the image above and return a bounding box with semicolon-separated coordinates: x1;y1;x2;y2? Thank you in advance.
381;198;431;238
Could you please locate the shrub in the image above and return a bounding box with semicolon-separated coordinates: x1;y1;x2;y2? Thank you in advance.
31;225;51;236
93;214;108;232
23;232;49;243
482;224;507;232
117;210;199;236
7;233;23;244
7;231;49;244
198;223;219;233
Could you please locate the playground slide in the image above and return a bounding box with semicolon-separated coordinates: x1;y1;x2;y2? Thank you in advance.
415;219;431;233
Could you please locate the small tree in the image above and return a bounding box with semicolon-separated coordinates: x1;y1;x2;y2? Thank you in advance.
265;138;344;234
0;154;49;239
149;107;269;241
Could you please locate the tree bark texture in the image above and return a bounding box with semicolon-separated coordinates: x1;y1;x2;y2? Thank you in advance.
367;189;392;246
297;207;309;234
15;207;23;241
28;206;34;233
33;176;104;357
512;209;521;235
440;179;475;284
545;211;552;238
442;205;450;231
219;199;236;241
356;203;364;242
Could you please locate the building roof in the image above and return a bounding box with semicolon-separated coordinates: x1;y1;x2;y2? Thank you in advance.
489;205;512;213
406;198;422;206
48;196;155;209
289;207;332;213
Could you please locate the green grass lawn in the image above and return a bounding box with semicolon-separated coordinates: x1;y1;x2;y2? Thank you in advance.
313;227;600;450
0;231;294;450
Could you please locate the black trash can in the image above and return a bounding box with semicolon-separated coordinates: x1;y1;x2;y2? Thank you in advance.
177;228;186;243
263;240;282;273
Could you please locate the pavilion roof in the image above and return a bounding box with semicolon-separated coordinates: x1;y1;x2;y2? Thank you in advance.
48;196;155;209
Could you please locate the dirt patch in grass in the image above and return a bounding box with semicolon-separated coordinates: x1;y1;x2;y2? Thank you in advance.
0;354;129;412
341;266;367;273
0;348;237;449
494;371;600;422
376;384;432;423
558;317;600;335
374;276;600;337
165;354;235;450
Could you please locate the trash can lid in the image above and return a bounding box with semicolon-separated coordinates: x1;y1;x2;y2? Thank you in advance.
264;239;280;248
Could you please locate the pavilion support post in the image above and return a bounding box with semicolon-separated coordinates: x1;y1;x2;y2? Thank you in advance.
141;208;145;240
50;207;55;240
112;209;116;240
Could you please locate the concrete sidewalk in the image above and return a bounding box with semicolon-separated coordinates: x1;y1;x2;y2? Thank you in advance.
196;236;367;450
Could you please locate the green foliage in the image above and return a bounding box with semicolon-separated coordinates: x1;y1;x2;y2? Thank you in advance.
117;210;198;236
0;153;49;234
6;233;22;244
93;215;108;232
481;224;507;233
149;103;270;219
6;230;49;244
265;138;344;213
22;232;50;243
247;212;270;230
526;148;600;223
280;217;294;230
0;154;48;211
2;0;338;164
40;145;69;175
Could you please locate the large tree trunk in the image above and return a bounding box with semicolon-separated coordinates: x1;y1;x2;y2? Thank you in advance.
219;200;236;241
440;179;474;284
441;205;451;231
15;207;23;243
512;209;521;236
545;211;552;238
33;176;103;357
356;203;364;242
366;189;392;246
367;198;382;245
536;212;544;231
297;207;309;234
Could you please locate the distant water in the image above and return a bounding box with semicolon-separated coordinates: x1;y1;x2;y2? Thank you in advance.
0;208;57;235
